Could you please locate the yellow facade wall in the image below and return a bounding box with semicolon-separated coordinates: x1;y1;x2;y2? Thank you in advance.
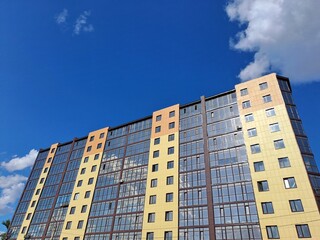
236;74;320;239
17;143;58;240
142;104;180;240
60;127;108;240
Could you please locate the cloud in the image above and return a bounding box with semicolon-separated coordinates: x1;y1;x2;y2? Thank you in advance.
73;10;94;35
226;0;320;83
0;175;27;215
55;9;68;24
1;149;38;172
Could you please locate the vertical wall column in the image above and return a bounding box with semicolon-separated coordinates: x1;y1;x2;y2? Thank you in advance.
60;127;108;240
142;104;180;240
17;143;58;239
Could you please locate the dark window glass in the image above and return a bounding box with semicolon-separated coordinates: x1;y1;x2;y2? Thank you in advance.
289;200;304;212
266;226;279;239
258;180;269;192
254;161;265;172
262;202;274;214
296;224;311;238
284;177;297;189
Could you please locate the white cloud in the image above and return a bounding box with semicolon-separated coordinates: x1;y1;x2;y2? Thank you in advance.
226;0;320;83
73;10;94;35
1;149;38;172
55;9;68;24
0;175;27;215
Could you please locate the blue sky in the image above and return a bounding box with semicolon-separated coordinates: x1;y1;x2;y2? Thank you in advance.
0;0;320;232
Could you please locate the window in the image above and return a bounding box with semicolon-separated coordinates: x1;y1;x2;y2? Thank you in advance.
26;213;31;220
242;100;251;109
266;226;279;239
74;193;79;200
44;167;48;173
165;211;173;221
263;94;272;103
21;227;26;234
51;148;55;153
296;224;311;238
155;126;161;133
148;213;155;223
80;168;86;174
66;221;72;229
99;132;105;138
152;164;158;172
87;146;92;152
70;207;75;214
151;179;157;187
164;231;173;240
31;201;36;207
259;82;268;90
62;238;67;240
84;157;89;163
278;157;291;168
254;161;265;172
270;123;280;132
77;180;83;187
40;178;44;184
250;144;261;154
154;138;160;145
167;176;174;185
168;134;175;141
248;128;257;137
153;150;159;158
94;154;100;160
146;232;154;240
89;136;94;142
168;147;174;155
240;88;248;96
77;220;83;229
88;178;94;185
97;143;102;149
156;115;162;122
266;108;276;117
258;180;269;192
245;113;254;122
74;238;80;240
166;193;173;202
91;165;97;172
290;200;304;212
149;195;156;204
169;122;175;129
35;189;40;195
47;157;52;163
169;111;175;118
167;161;174;169
273;139;285;150
81;205;87;213
85;191;91;198
262;202;274;214
284;177;297;189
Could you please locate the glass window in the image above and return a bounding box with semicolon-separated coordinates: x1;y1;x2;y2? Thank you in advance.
21;227;26;234
165;211;173;221
254;161;265;172
250;144;261;154
168;147;174;155
263;94;272;103
84;157;89;163
153;150;159;158
26;213;32;220
278;157;291;168
35;189;40;195
248;128;257;137
262;202;274;214
152;164;158;172
85;191;91;198
74;238;80;240
156;115;162;122
154;138;160;145
81;205;87;213
296;224;311;238
169;122;175;129
289;200;304;212
274;139;285;149
44;167;48;173
80;168;86;174
168;134;175;141
259;82;268;90
169;111;175;118
99;132;105;138
164;231;173;240
242;100;251;109
31;201;36;207
77;220;83;229
91;165;97;172
97;143;102;149
167;161;174;169
245;113;254;122
87;146;92;152
155;126;161;133
151;179;157;187
40;178;44;184
270;123;280;132
266;108;276;117
74;193;79;200
146;232;154;240
77;180;83;187
88;178;94;185
266;226;279;239
167;176;174;185
240;88;248;96
166;193;173;202
149;195;156;204
66;221;72;229
284;177;297;189
90;136;94;142
258;180;269;192
148;213;155;223
94;154;100;160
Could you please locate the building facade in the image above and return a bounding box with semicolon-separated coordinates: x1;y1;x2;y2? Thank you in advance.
9;73;320;240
